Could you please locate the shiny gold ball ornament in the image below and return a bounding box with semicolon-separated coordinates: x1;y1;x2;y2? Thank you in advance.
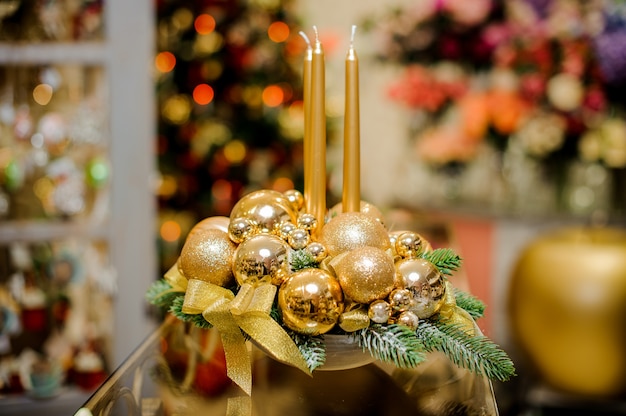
319;212;390;257
288;228;310;250
283;189;304;211
232;234;291;286
179;228;237;287
328;200;385;225
230;189;297;234
305;242;327;262
332;246;395;304
228;217;255;244
395;232;425;258
368;299;392;323
397;311;420;330
389;288;413;312
278;268;344;335
188;216;230;238
395;258;446;319
297;213;317;232
276;221;296;240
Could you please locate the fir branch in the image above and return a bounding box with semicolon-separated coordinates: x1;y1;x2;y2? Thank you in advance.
290;249;319;271
416;320;515;382
168;296;213;330
351;324;427;368
421;248;462;276
288;330;326;372
454;288;486;319
146;279;181;308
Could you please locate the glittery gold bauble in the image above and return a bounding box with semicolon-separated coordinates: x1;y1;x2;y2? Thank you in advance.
230;189;297;234
509;227;626;396
187;216;230;239
319;212;390;257
328;200;385;225
332;246;395;304
395;258;445;319
278;268;344;335
232;234;291;286
228;217;255;244
179;228;236;287
395;232;426;258
288;228;310;250
305;242;327;262
283;189;304;211
397;311;420;330
368;300;392;323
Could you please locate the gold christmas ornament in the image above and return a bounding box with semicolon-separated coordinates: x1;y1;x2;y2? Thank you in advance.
368;299;392;323
331;246;395;304
397;311;420;330
179;228;237;287
276;221;296;240
395;231;426;258
187;216;230;238
328;200;385;225
230;189;297;234
305;242;327;262
395;258;446;319
389;230;432;257
233;234;291;286
389;288;412;312
297;213;317;232
319;212;390;257
283;189;304;211
287;228;310;250
278;268;344;335
229;217;255;244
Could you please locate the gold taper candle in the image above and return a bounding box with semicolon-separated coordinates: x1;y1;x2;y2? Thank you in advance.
299;31;314;215
310;26;326;235
342;25;361;212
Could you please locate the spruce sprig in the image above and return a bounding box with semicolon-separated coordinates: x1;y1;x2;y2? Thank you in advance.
454;288;486;319
416;320;516;381
351;324;427;368
421;248;462;276
290;249;319;271
288;330;326;372
169;296;213;330
146;279;181;308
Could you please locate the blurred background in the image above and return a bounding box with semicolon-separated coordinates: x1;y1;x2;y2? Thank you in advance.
0;0;625;415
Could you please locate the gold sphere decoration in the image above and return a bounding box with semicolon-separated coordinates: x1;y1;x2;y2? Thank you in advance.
187;216;230;238
395;258;446;319
332;246;395;304
232;234;291;286
368;300;392;323
389;230;432;257
288;228;310;250
395;232;426;258
276;221;296;240
319;212;390;257
397;311;420;331
297;213;317;232
278;268;344;335
305;242;327;263
230;189;297;234
283;189;304;211
179;228;237;287
328;200;385;225
228;217;255;244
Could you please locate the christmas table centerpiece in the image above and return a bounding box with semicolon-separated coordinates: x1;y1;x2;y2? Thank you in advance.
147;25;514;414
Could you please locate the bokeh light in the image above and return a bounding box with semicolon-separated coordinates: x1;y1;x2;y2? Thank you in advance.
262;85;284;107
211;179;232;201
223;140;246;164
162;94;192;124
193;84;214;105
161;220;182;242
157;174;178;198
155;51;176;73
268;21;290;43
33;84;53;105
194;14;216;35
272;177;294;192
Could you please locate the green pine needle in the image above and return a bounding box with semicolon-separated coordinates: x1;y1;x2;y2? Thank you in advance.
421;248;462;276
454;288;486;319
288;330;326;372
168;296;213;330
416;320;516;381
290;249;319;271
146;279;182;308
351;324;427;368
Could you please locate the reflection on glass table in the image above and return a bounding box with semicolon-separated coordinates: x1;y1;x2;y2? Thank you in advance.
76;315;499;416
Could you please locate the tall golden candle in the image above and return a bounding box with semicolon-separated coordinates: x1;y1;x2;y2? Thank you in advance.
300;31;314;215
310;26;326;235
342;25;360;213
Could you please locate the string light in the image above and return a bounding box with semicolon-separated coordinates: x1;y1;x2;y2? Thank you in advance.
155;52;176;73
268;21;290;43
193;84;214;105
194;13;216;35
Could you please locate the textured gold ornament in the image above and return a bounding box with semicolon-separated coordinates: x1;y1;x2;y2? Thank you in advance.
187;216;230;238
328;200;385;225
297;213;317;232
331;246;395;304
395;258;446;319
233;234;291;286
397;310;420;330
230;189;297;234
179;228;237;287
283;189;304;211
305;242;327;262
229;217;255;244
319;212;390;257
395;231;426;258
368;299;392;324
389;288;413;312
278;268;344;335
287;228;310;250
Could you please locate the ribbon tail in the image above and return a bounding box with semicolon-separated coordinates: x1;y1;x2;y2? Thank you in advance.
226;395;252;416
164;263;188;292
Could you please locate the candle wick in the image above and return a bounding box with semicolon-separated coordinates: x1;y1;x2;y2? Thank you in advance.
350;25;356;47
299;31;311;48
313;25;320;44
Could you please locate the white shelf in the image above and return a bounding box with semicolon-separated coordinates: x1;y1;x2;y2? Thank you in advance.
0;42;108;65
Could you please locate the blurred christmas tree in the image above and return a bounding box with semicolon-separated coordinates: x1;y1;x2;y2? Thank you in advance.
154;0;306;270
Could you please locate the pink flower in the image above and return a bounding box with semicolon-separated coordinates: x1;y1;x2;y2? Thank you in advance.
415;126;480;165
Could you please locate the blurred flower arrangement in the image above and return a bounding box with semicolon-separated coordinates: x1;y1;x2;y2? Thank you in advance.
368;0;626;217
